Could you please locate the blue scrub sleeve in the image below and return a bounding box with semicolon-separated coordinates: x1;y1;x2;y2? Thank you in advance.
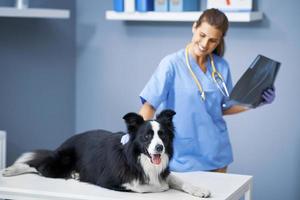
140;57;174;109
222;66;234;110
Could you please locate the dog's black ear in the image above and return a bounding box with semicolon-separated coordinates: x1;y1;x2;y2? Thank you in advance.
123;112;144;134
156;109;176;125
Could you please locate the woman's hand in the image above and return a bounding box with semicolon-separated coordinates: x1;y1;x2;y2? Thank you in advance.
261;88;276;105
139;102;156;120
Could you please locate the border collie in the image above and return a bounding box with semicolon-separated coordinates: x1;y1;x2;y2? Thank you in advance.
2;110;210;198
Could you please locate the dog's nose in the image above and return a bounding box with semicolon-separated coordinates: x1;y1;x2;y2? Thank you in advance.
155;144;164;153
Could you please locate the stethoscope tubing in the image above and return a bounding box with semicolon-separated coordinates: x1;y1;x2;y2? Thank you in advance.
185;45;229;100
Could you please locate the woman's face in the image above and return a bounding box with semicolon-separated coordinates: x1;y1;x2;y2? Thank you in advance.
191;21;223;57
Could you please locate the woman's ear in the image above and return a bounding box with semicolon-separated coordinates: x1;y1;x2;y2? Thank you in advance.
192;22;197;34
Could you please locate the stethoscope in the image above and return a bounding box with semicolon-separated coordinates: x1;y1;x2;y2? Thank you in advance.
185;45;230;101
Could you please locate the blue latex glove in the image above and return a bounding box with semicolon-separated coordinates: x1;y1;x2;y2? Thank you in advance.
261;87;276;105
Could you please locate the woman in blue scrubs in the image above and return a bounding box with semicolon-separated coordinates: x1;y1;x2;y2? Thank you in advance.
139;9;275;173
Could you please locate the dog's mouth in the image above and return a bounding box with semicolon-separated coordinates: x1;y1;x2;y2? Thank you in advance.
145;148;162;165
150;154;161;165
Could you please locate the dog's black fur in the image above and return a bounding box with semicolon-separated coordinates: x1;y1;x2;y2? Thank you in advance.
6;110;176;192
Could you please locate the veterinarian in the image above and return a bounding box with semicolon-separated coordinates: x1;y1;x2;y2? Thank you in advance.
138;9;276;173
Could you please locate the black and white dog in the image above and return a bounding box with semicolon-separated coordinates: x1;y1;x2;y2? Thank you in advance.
2;110;210;198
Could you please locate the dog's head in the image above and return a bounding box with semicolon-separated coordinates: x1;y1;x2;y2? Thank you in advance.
123;109;175;166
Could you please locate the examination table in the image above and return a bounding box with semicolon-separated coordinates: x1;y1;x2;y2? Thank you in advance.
0;171;252;200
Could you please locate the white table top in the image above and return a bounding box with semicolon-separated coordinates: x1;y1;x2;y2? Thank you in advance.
0;171;252;200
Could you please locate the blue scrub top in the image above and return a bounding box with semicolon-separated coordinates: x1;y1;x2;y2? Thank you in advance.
140;49;234;172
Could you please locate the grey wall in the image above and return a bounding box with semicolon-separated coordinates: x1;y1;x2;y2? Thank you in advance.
76;0;300;199
0;0;76;165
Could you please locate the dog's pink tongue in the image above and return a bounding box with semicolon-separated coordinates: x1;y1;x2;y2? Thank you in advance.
151;154;161;165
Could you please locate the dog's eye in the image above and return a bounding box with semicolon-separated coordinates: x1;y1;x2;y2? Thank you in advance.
144;134;151;139
144;133;152;140
158;130;165;138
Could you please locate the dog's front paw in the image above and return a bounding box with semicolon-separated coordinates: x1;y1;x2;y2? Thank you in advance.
182;183;211;198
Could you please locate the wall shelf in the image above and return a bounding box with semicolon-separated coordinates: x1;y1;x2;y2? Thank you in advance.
106;11;263;22
0;7;70;19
